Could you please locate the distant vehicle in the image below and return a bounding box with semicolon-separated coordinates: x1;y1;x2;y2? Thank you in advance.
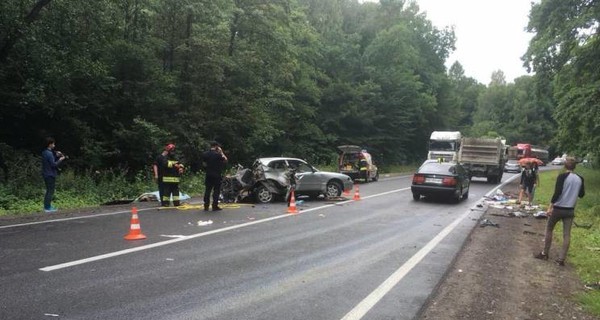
411;160;470;202
531;147;549;165
551;157;565;165
427;131;462;162
458;137;505;184
337;145;379;182
245;157;354;203
516;143;532;159
504;160;521;173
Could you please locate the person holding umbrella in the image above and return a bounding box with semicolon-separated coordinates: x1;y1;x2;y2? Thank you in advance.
517;161;539;205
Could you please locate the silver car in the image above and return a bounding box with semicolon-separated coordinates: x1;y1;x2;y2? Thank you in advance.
503;160;521;173
252;157;354;203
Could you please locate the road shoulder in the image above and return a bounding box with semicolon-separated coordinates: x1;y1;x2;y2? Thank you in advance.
418;180;597;320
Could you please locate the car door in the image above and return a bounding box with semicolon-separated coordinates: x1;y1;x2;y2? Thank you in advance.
288;159;319;192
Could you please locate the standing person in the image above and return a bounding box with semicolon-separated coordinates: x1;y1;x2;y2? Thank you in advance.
534;158;585;266
154;143;184;207
201;141;227;211
42;137;66;213
517;161;538;204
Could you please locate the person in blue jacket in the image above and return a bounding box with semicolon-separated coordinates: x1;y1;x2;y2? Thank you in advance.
42;137;66;213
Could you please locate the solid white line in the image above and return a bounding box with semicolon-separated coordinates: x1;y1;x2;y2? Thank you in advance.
340;208;471;320
340;176;516;320
0;208;150;230
39;187;410;272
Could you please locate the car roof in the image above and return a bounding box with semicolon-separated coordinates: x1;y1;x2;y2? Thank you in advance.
257;157;307;164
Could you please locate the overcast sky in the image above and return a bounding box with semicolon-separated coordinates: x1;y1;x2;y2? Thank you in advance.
415;0;535;84
361;0;536;84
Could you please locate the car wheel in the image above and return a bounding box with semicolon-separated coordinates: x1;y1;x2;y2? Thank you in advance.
255;185;274;203
463;188;469;199
325;181;342;198
412;192;420;201
372;171;379;182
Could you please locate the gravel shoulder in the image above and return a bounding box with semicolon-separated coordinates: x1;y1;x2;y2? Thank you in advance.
418;180;598;320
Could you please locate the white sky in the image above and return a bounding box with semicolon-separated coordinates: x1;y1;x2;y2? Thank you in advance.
414;0;535;84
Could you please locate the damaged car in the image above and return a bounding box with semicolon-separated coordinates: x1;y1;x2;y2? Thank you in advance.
221;157;354;204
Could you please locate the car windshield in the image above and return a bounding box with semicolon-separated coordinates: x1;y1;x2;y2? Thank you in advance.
428;141;457;151
418;163;455;175
507;160;518;165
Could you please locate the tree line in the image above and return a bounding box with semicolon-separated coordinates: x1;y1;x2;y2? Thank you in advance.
0;0;597;176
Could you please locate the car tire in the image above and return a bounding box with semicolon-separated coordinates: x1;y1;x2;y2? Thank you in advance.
463;188;469;199
325;181;343;198
412;192;420;201
372;171;379;182
255;185;275;203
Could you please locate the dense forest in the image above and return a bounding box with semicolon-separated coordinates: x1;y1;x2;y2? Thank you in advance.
1;0;598;174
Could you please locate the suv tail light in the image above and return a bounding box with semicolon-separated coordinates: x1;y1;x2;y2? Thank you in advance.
413;174;425;184
442;177;457;186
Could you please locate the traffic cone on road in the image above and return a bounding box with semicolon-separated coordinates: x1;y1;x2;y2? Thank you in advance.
353;184;361;201
124;207;146;240
287;189;299;214
343;187;351;197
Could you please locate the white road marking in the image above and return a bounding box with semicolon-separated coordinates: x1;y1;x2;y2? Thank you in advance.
0;208;151;229
340;207;472;320
160;234;187;238
339;176;519;320
39;187;411;272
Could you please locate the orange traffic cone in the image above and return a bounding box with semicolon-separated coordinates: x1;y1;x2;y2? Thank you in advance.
343;187;351;197
124;207;146;240
287;189;299;214
353;184;361;201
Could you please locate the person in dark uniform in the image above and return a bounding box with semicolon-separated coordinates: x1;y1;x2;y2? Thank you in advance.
201;141;228;211
41;137;66;212
153;143;184;207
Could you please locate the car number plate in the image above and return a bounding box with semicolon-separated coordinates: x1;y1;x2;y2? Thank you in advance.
425;177;442;184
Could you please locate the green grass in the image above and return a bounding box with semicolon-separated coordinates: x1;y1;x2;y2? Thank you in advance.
536;167;600;315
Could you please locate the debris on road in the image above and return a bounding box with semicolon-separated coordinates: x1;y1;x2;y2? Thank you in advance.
197;220;213;226
480;219;499;228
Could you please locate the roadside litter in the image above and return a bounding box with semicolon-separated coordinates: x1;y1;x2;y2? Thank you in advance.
197;220;213;226
482;188;546;219
480;219;499;228
584;282;600;290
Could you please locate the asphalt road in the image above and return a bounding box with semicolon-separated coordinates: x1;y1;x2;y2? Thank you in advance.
0;172;524;320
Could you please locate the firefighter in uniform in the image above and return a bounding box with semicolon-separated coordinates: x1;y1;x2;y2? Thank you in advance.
153;143;184;207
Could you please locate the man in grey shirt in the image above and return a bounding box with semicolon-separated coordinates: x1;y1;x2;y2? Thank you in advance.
534;157;585;266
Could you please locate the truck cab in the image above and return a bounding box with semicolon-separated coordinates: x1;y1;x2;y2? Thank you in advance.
427;131;462;162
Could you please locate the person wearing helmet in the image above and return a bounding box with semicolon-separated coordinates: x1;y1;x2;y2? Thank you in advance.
153;143;184;207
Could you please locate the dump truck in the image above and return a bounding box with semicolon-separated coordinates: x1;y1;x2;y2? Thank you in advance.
458;137;505;184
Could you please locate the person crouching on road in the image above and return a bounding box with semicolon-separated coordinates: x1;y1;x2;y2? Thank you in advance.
154;143;184;207
201;141;227;211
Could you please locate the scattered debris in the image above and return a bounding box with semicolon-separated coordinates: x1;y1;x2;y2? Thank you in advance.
166;258;174;261
584;282;600;290
480;219;499;228
574;221;594;229
533;211;547;219
197;220;213;226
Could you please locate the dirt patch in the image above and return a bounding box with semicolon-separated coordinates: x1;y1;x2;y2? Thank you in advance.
418;184;598;320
